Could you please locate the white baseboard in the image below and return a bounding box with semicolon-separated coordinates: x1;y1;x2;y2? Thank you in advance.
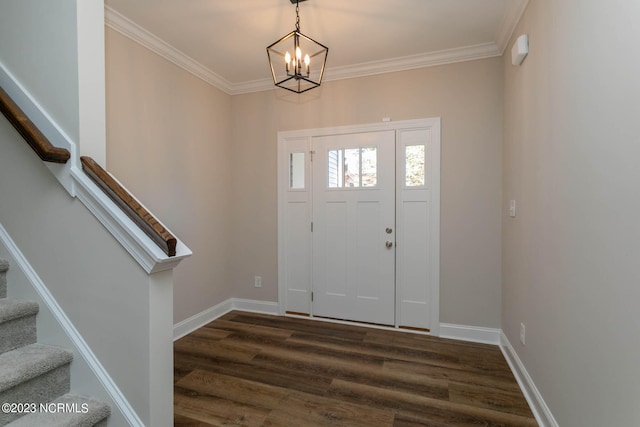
173;299;233;340
232;298;280;315
174;305;501;345
173;298;279;340
174;299;557;427
439;322;501;345
500;332;558;427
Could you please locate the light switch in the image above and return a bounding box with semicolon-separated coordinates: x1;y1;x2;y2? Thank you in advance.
509;200;516;218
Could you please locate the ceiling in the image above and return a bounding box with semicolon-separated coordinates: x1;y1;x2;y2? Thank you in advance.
104;0;528;95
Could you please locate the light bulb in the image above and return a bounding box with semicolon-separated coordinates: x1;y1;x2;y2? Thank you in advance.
284;51;291;73
304;54;310;66
296;47;302;60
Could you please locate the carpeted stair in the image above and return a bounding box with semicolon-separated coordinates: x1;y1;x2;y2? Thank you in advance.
0;260;110;426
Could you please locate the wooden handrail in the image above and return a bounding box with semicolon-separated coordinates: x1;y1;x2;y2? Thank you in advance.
80;156;177;257
1;85;178;258
0;87;70;163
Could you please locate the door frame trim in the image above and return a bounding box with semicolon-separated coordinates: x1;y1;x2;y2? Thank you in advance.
277;118;441;336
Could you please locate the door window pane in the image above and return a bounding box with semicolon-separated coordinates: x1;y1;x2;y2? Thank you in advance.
405;144;425;187
289;152;305;189
327;147;377;188
343;148;360;187
361;147;377;187
328;150;343;188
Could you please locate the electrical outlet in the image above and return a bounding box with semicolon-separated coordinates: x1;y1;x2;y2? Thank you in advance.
254;276;262;288
520;323;526;345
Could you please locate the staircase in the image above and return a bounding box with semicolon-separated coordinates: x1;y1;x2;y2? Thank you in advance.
0;260;110;426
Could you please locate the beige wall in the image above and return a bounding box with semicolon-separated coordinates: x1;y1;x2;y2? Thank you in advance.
106;26;504;328
502;0;640;424
231;58;504;328
105;29;234;323
0;0;79;142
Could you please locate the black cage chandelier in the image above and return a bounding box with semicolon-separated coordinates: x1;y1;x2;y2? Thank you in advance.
266;0;328;93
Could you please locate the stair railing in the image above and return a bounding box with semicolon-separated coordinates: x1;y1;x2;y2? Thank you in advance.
0;83;185;262
80;157;177;256
0;87;70;163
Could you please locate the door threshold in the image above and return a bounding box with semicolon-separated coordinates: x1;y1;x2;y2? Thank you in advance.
399;325;431;333
283;312;432;336
314;315;392;329
285;311;311;317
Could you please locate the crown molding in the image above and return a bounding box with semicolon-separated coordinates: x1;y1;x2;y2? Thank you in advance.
229;42;502;95
495;0;530;53
105;5;520;96
324;43;501;82
228;78;275;96
105;6;234;94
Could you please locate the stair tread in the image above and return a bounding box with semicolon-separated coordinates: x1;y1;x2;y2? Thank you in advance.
0;343;73;392
6;393;111;427
0;260;110;424
0;299;39;323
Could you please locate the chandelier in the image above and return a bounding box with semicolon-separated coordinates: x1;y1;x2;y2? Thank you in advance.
266;0;329;93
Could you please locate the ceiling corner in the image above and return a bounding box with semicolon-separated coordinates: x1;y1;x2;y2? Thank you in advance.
104;5;234;95
495;0;530;54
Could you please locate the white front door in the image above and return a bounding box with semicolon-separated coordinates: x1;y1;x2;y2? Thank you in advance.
311;131;396;325
278;118;441;333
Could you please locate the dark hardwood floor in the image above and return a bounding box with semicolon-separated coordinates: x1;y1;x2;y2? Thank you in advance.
174;311;537;426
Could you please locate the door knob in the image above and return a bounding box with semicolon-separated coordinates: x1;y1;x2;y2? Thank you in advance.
385;241;393;249
385;227;393;234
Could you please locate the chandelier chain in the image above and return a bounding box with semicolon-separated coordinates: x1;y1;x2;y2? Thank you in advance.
295;0;300;31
